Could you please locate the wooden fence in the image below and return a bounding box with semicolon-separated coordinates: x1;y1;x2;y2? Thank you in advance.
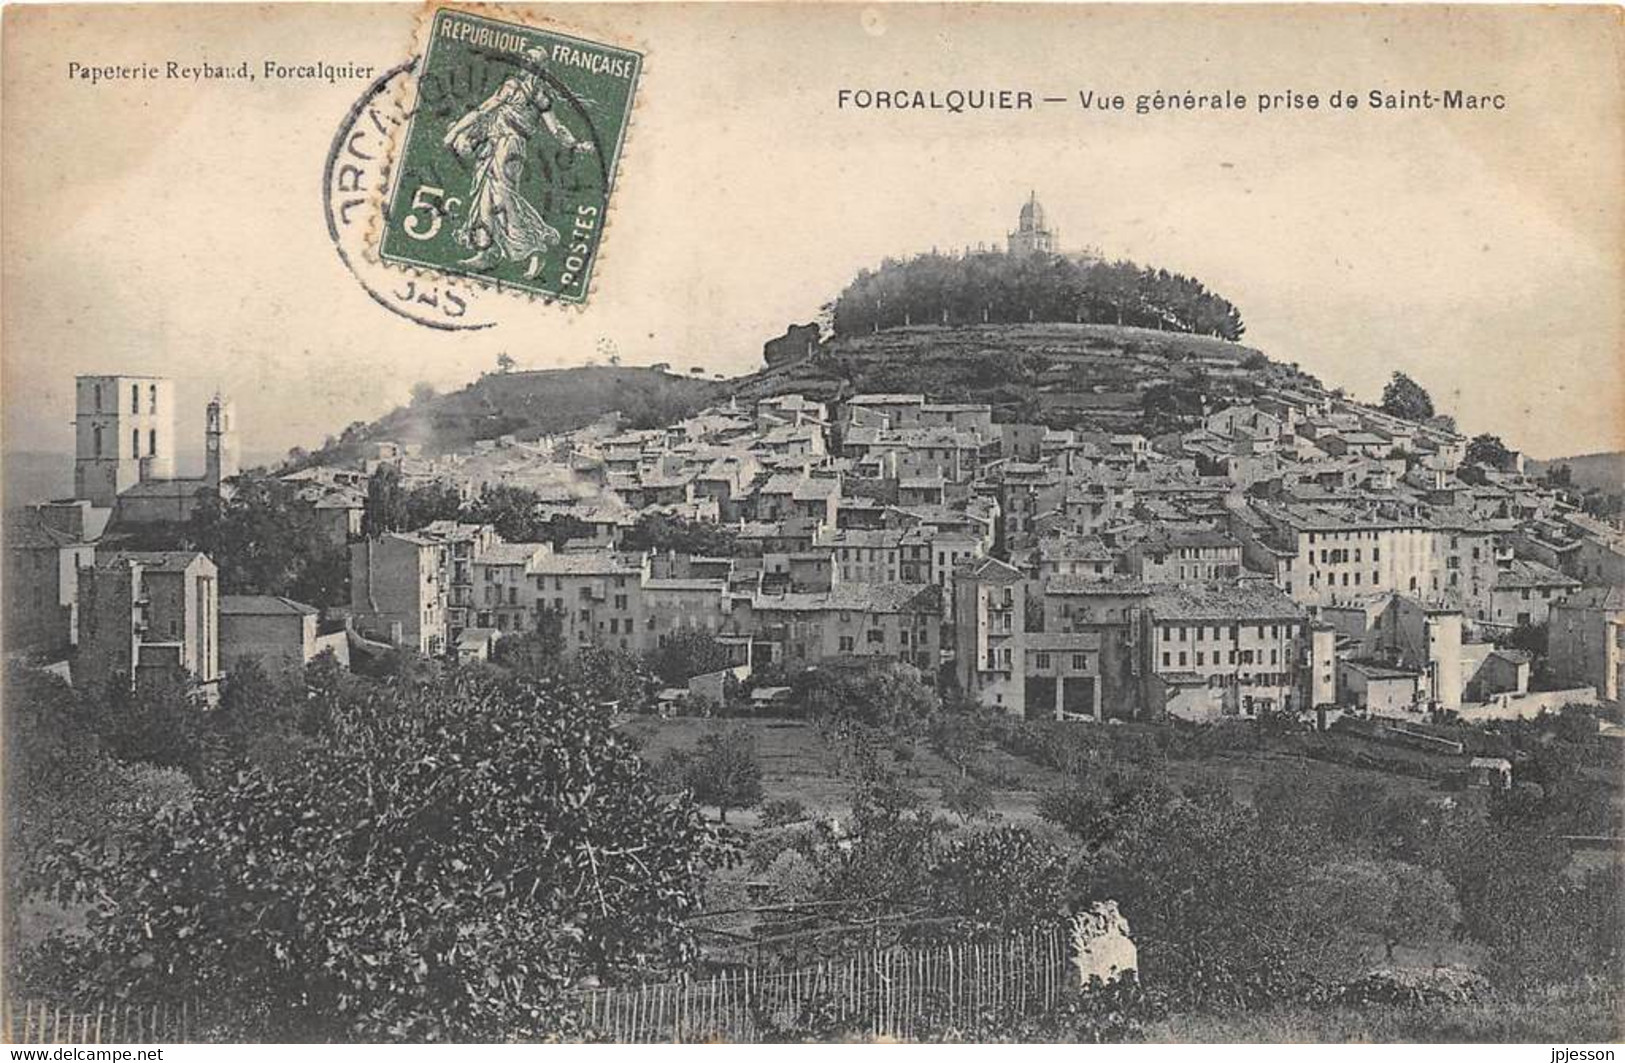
2;1000;195;1044
573;923;1075;1042
3;924;1077;1044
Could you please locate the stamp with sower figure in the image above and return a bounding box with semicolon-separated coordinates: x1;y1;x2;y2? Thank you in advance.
378;7;642;303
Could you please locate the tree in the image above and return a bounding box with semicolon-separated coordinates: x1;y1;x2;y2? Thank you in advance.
679;727;764;823
1380;372;1435;422
402;482;464;531
1383;862;1459;961
648;628;733;686
1466;433;1516;470
622;512;739;558
34;671;732;1040
1311;859;1458;962
495;352;516;373
464;484;549;542
1077;789;1359;1006
188;474;350;607
927;827;1068;933
409;381;438;407
489;612;566;675
790;660;939;734
942;775;993;825
568;645;653;710
363;465;406;536
3;666;194;951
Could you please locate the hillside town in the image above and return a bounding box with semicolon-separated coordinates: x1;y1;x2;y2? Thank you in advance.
5;196;1622;1047
9;342;1622;734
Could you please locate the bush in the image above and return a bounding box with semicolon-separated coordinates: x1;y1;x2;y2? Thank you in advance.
761;797;808;829
28;671;734;1040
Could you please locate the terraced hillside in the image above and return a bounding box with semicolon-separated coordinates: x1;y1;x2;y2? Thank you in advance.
732;323;1322;434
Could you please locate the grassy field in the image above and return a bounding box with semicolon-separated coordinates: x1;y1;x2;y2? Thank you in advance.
1143;991;1620;1043
620;715;1445;831
620;715;1069;828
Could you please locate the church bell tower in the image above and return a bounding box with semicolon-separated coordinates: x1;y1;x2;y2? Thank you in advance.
204;393;240;490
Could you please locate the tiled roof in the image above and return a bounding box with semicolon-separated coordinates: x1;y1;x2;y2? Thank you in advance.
479;542;548;566
1494;559;1579;590
531;552;640;576
220;594;319;616
1147;580;1305;622
1046;575;1151;596
847;393;925;406
96;550;207;572
752;582;942;614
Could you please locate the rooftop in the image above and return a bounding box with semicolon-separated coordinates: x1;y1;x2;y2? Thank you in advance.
1494;559;1580;590
220;594;319;617
1147;580;1305;622
95;550;209;572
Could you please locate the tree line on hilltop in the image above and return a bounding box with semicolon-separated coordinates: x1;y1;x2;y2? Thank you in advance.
828;252;1246;341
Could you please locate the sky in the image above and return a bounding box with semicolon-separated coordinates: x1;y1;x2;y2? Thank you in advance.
4;3;1621;472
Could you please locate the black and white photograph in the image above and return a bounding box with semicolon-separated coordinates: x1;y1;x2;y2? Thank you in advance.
1;1;1621;1048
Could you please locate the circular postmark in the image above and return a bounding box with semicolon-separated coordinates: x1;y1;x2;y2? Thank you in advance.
323;59;496;330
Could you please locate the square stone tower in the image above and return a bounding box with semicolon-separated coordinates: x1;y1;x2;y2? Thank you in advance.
74;375;176;507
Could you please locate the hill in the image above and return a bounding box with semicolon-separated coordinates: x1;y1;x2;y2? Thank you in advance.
295;366;724;466
732;322;1321;434
300;325;1322;465
829;251;1246;340
1528;451;1625;493
2;450;73;508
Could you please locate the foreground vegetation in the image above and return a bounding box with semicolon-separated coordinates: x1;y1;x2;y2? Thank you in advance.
6;645;1620;1042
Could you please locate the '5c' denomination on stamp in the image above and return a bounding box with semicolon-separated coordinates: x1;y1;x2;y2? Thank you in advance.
379;7;642;304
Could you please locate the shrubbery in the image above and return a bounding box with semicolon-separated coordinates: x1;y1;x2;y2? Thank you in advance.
21;669;734;1040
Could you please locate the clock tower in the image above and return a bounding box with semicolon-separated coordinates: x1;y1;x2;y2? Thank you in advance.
204;393;240;490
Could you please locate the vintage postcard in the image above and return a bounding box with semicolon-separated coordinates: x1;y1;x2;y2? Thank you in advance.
2;1;1622;1050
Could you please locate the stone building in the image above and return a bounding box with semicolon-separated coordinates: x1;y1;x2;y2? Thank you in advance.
77;551;219;691
1548;586;1625;702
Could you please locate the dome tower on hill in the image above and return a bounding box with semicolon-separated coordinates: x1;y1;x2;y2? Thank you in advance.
1005;192;1101;264
1009;191;1055;256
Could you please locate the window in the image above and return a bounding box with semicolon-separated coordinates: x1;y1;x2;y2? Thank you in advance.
130;384;139;414
1034;652;1051;669
92;425;102;458
93;383;102;411
1073;653;1089;670
148;384;157;414
1178;652;1187;667
1162;652;1171;668
131;429;140;456
1196;651;1205;667
148;429;157;457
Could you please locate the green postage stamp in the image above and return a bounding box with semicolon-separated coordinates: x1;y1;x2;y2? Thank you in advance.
378;6;643;303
